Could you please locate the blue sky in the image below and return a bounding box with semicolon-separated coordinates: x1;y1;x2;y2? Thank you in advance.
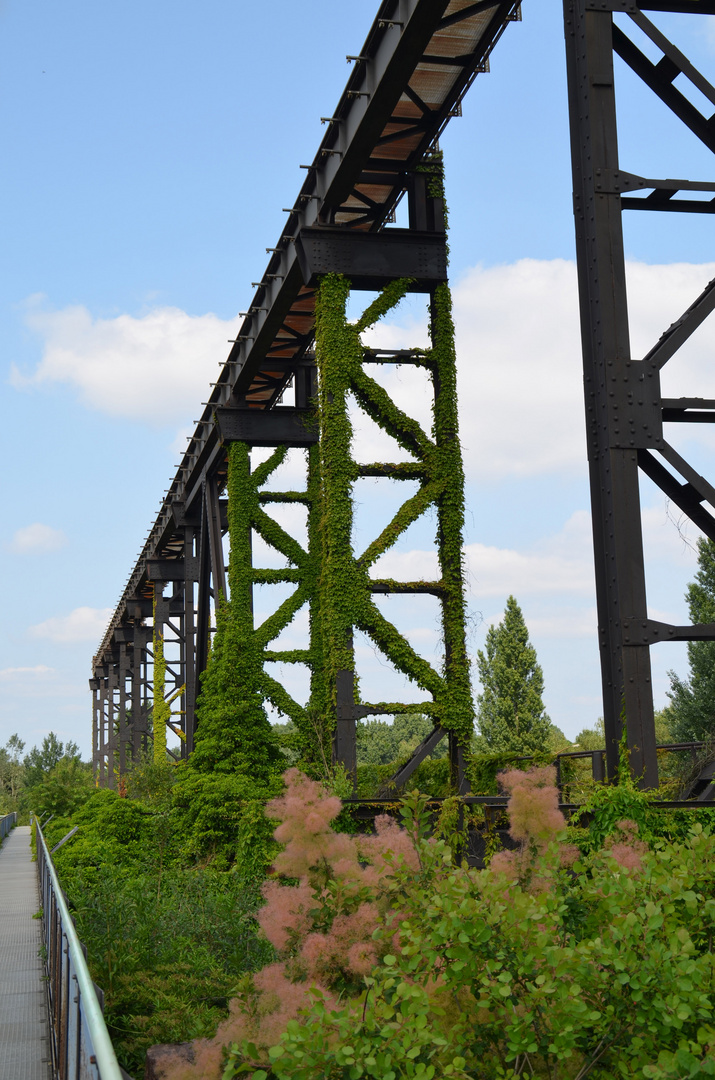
2;1;714;755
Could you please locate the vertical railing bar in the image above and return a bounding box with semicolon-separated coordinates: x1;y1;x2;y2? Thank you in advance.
73;972;82;1080
64;934;71;1080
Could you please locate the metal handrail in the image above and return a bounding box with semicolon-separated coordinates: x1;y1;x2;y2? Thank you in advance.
1;811;17;840
35;818;125;1080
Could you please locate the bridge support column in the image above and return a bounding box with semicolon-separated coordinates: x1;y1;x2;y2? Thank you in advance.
564;0;715;785
313;268;473;792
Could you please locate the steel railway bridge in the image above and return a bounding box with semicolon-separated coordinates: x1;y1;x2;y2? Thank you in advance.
91;0;715;793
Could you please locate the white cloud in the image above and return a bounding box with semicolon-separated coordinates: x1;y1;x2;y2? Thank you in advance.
0;665;54;679
13;299;236;426
358;259;582;478
29;606;114;644
8;522;67;554
370;547;439;581
527;608;597;638
372;511;595;599
12;260;715;486
363;258;715;480
465;540;593;598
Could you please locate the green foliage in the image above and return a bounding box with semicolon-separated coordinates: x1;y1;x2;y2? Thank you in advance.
24;731;80;786
41;772;275;1076
476;596;552;755
0;734;26;813
171;441;286;870
271;721;301;767
187;154;472;779
192;442;285;783
221;782;715;1080
314;273;413;731
578;775;655;853
352;715;451;798
467;750;552;796
59;863;272;1075
173;769;281;872
125;752;177;805
311;268;474;765
668;537;715;743
357;714;446;767
355;756;452;800
30;756;94;820
44;789;157;871
152;588;170;765
2;731;91;821
573;717;605;751
570;729;653;851
189;607;283;783
429;280;474;752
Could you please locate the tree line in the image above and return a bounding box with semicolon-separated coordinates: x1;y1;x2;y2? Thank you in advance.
0;732;93;821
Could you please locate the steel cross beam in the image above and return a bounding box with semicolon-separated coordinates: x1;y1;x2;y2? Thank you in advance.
564;0;715;786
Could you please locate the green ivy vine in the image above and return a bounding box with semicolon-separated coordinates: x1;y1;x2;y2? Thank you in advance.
151;588;169;766
208;151;474;791
311;260;474;754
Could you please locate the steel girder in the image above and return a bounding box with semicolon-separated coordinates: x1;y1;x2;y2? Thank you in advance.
564;0;715;787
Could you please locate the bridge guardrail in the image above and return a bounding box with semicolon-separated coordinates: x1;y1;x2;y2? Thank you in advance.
35;817;127;1080
1;811;17;840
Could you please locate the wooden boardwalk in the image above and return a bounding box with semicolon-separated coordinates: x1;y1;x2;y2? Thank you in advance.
0;825;52;1080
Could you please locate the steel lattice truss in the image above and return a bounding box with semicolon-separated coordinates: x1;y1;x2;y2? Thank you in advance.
565;0;715;785
93;0;715;793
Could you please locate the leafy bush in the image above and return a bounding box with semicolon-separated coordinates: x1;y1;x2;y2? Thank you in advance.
44;789;158;871
153;769;424;1078
61;864;272;1075
42;775;274;1076
151;767;715;1080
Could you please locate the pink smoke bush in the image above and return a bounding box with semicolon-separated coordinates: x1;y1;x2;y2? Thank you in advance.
604;818;648;873
359;813;421;886
266;768;362;882
155;768;419;1079
500;766;566;843
257;880;314;951
489;766;577;887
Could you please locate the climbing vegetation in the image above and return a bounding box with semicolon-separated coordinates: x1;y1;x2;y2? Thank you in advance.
171;441;285;871
309;267;474;763
152;588;170;766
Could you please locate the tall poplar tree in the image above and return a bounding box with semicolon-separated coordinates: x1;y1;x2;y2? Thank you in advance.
667;537;715;742
476;595;552;753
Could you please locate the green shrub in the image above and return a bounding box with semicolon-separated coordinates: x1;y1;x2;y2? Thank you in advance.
62;865;272;1075
207;771;715;1080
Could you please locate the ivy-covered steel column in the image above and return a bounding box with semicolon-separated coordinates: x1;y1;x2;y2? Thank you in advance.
188;440;285;784
313;275;364;778
152;588;169;765
305;439;333;771
313;269;474;789
430;282;473;789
